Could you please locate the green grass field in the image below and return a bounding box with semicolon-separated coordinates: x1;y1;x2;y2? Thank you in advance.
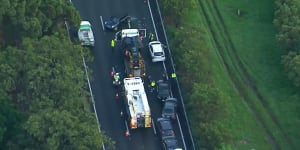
182;0;300;149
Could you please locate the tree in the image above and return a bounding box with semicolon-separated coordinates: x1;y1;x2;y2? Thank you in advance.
281;51;300;87
187;83;228;149
25;109;114;150
160;0;192;26
0;35;113;149
274;0;300;51
0;0;80;46
0;90;24;148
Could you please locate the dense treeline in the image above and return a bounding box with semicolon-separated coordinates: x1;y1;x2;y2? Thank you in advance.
274;0;300;87
161;0;228;149
0;0;114;149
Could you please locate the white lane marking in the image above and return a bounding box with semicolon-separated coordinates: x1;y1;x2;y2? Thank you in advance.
100;16;105;31
148;0;193;148
147;0;159;41
65;20;105;149
64;21;71;40
152;118;157;134
155;0;196;148
176;114;187;150
102;143;106;150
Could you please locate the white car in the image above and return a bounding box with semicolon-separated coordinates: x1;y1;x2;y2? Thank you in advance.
78;21;95;46
148;41;166;62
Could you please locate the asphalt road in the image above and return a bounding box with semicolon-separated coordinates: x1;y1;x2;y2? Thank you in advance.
72;0;193;149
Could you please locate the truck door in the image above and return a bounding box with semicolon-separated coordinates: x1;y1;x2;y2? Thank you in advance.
115;30;122;41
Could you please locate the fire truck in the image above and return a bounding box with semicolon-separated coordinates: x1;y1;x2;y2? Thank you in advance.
115;29;146;78
123;77;152;129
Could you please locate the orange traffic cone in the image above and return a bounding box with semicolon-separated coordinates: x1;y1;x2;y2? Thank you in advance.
125;130;130;137
115;93;119;99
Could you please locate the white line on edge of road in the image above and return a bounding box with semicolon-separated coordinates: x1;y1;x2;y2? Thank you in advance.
148;1;190;150
176;114;187;150
100;16;105;31
146;0;159;41
64;18;106;149
154;0;196;149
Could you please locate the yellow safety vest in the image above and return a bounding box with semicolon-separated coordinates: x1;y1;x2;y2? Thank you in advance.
171;73;176;78
151;81;156;87
111;40;115;47
149;33;154;41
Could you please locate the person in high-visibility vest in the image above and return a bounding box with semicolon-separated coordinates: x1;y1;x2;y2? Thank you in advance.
111;39;115;52
151;80;156;87
150;80;156;92
171;73;176;78
148;33;154;42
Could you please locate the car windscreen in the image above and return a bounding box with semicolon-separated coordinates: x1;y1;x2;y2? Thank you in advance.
163;103;175;114
159;84;169;94
154;52;164;56
161;120;172;130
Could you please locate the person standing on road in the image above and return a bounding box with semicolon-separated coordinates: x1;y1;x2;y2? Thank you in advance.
150;80;156;92
111;39;115;52
148;32;154;42
171;72;177;79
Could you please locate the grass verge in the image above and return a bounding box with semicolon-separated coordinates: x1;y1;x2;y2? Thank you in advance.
214;0;300;149
163;0;300;149
167;0;274;149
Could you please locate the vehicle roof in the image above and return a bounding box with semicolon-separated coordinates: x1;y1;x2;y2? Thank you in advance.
150;42;164;53
121;29;139;38
163;137;178;149
165;98;177;103
157;118;173;130
80;21;91;29
158;82;169;91
164;101;176;109
124;77;150;117
158;82;170;98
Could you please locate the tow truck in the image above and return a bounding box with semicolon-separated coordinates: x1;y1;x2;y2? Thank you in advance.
123;77;152;129
78;21;95;46
115;29;146;78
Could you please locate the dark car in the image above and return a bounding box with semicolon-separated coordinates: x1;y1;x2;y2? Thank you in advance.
157;80;170;100
162;98;178;120
104;15;131;30
162;136;181;150
156;118;175;139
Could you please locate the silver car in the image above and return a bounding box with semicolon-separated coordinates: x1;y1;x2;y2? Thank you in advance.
149;41;166;62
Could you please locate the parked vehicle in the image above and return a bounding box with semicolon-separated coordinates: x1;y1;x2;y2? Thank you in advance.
149;41;166;62
123;77;152;129
162;98;178;120
104;15;131;30
157;80;170;101
162;136;182;150
116;29;146;78
157;118;175;138
78;21;95;46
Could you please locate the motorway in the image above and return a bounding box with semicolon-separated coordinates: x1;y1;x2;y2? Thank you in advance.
72;0;194;149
